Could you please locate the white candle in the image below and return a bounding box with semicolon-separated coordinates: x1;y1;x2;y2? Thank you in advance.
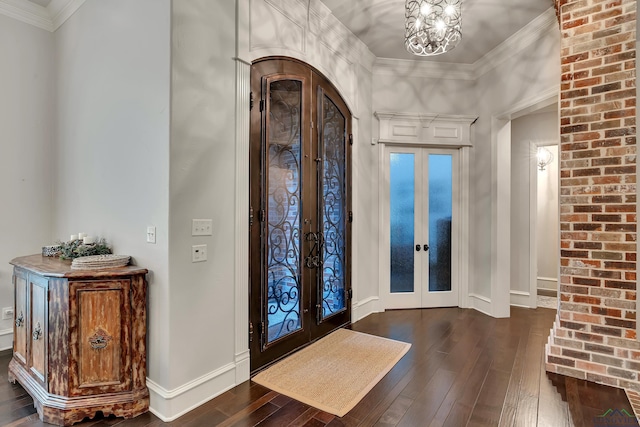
78;232;87;239
83;236;96;244
70;234;78;241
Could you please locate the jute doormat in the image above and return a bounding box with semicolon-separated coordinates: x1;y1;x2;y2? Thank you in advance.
252;328;411;417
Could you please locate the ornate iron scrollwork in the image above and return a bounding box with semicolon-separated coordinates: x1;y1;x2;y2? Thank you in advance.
304;232;324;269
319;94;347;320
265;79;304;344
32;322;42;341
15;311;24;327
88;328;112;350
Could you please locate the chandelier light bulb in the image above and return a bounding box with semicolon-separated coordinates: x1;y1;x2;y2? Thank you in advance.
405;0;462;56
537;147;554;171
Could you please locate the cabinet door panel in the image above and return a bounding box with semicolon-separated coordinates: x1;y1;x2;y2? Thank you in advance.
29;275;48;389
13;270;28;365
70;280;132;396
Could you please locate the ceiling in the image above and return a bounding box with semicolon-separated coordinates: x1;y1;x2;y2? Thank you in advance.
320;0;554;63
27;0;51;7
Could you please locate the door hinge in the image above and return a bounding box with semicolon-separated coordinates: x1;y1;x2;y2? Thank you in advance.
261;322;266;336
345;288;353;300
250;92;254;111
249;206;254;226
249;322;254;342
311;120;314;129
259;99;265;112
348;211;353;223
259;209;266;223
349;134;353;146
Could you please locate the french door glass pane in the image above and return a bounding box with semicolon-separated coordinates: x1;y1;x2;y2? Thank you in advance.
428;154;453;292
320;95;346;319
266;80;302;343
390;153;415;293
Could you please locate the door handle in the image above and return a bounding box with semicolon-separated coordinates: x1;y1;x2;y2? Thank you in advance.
415;244;421;252
424;244;429;251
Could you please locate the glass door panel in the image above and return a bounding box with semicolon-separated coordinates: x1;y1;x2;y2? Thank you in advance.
428;154;453;293
266;79;303;343
320;94;347;320
390;153;415;294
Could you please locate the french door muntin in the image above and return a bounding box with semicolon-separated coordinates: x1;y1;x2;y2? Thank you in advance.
382;145;460;309
249;58;351;373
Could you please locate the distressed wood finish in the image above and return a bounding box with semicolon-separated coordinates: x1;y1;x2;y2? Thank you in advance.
13;269;28;367
7;255;149;426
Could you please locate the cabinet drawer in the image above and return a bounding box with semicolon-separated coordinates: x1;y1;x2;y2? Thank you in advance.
13;269;28;366
69;280;132;396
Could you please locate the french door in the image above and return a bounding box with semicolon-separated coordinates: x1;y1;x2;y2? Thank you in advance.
249;58;352;373
382;146;459;309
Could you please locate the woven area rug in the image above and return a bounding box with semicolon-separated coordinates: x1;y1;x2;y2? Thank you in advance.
252;328;411;417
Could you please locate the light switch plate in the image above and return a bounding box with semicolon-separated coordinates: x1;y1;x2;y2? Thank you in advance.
147;226;156;244
192;219;213;236
192;244;207;262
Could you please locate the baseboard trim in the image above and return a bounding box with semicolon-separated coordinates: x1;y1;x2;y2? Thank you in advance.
0;328;12;352
538;288;557;298
469;293;492;317
510;290;532;308
353;296;381;322
147;361;239;422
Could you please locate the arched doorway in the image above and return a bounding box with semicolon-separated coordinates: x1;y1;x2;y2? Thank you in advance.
249;57;353;373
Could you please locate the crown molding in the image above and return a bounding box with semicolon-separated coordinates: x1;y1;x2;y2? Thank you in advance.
373;6;557;81
0;0;85;32
374;57;475;80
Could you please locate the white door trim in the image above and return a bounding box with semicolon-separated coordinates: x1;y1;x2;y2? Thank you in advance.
529;140;560;309
375;112;474;312
378;144;467;310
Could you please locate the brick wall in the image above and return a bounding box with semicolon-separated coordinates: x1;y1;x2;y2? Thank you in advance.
546;0;638;395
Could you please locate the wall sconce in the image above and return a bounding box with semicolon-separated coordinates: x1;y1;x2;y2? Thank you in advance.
537;146;554;171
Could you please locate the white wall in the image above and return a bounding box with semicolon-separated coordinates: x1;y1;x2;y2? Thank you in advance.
474;22;560;313
537;144;559;290
510;111;558;302
168;0;237;391
52;0;171;389
0;15;54;350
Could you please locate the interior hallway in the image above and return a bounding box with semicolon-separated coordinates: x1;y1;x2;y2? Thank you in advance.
1;306;636;426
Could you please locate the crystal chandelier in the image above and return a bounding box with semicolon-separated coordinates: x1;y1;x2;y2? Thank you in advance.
405;0;462;56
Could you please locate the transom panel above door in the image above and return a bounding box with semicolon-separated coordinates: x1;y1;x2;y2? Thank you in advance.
249;57;352;373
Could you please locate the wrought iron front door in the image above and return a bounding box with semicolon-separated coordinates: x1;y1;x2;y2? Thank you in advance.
249;58;352;373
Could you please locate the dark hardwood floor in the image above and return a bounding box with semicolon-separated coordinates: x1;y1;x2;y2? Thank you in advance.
1;307;637;426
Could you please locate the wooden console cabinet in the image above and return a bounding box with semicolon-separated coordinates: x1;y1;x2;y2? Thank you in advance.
8;255;149;426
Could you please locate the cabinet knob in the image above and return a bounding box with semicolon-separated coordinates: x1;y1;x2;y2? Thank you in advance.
15;311;24;328
32;322;42;341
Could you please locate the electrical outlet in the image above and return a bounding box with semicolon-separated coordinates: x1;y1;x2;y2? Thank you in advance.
192;244;207;262
147;226;156;244
2;307;14;320
192;219;213;236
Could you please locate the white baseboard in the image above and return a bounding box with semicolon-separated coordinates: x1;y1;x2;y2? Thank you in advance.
468;293;492;317
510;290;533;308
0;328;12;352
537;276;558;290
352;296;381;322
147;361;239;422
234;350;250;384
